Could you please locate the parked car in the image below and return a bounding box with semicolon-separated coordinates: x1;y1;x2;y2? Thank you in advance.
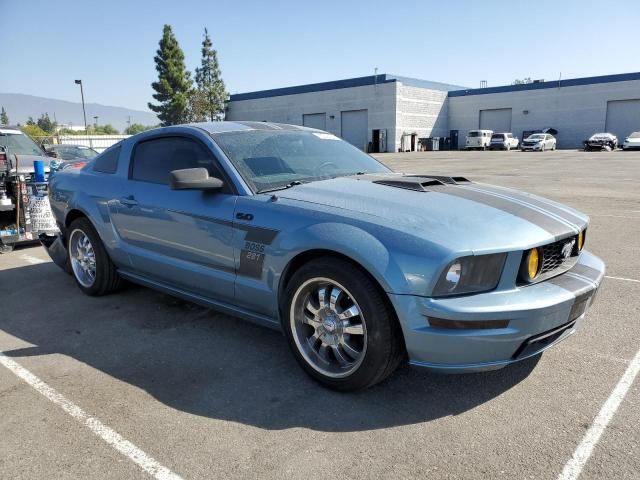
44;144;99;161
464;130;493;150
521;133;556;151
1;126;57;252
42;122;604;391
583;133;618;151
489;132;519;150
622;131;640;150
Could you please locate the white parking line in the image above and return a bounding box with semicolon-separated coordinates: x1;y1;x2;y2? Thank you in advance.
0;352;183;480
19;254;47;265
557;347;640;480
604;275;640;284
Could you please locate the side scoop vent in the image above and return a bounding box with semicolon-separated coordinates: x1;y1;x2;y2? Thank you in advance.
372;177;446;192
404;175;471;185
371;175;472;192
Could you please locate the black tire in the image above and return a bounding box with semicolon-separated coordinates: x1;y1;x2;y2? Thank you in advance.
67;217;122;296
282;257;404;391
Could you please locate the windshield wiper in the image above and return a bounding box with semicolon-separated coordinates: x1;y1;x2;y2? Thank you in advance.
257;180;305;194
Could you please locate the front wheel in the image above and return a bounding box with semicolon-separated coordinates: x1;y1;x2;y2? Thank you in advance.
67;217;122;296
283;258;404;391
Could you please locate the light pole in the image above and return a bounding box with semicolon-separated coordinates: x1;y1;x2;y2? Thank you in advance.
74;80;88;132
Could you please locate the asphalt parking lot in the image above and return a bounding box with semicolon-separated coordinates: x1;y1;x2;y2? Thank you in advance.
1;149;638;480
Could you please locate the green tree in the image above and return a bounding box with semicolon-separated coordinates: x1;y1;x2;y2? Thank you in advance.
20;124;47;138
89;124;119;135
148;24;192;126
36;113;56;133
125;123;154;135
26;117;36;126
0;106;8;125
193;28;227;121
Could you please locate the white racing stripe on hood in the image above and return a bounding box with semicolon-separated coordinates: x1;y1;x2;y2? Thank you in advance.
472;183;587;226
462;185;583;234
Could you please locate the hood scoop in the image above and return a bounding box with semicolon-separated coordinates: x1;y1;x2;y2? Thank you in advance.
372;175;471;192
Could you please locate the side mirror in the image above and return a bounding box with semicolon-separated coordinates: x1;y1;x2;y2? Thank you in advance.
169;168;223;191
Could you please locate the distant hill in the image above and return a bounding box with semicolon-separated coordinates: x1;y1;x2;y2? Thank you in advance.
0;93;158;132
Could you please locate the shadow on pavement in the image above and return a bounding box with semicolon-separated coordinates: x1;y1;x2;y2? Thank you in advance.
0;262;539;432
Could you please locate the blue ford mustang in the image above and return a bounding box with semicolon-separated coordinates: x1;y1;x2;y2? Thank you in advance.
41;122;605;391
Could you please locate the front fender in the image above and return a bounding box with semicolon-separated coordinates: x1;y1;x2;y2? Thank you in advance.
271;222;408;296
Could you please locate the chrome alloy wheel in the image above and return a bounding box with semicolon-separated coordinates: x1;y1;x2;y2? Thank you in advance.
69;229;96;288
290;278;367;378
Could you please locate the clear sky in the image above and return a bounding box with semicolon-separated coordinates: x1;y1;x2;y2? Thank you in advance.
2;0;639;112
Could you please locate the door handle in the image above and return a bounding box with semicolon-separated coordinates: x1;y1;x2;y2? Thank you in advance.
120;195;138;207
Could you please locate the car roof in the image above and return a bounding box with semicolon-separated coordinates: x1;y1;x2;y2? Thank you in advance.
189;121;320;135
0;126;23;134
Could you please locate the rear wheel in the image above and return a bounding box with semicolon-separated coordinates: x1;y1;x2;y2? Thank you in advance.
283;257;404;391
67;217;122;296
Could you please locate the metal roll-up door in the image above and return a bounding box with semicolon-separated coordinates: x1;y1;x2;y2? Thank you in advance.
605;99;640;141
479;108;512;133
302;113;327;131
340;109;368;150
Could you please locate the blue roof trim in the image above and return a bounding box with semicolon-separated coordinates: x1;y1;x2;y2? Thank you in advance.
386;74;466;91
448;72;640;97
229;74;465;101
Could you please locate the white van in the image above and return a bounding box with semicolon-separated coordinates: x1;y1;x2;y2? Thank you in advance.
465;130;493;150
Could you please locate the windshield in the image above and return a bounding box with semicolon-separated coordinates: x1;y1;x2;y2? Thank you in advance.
491;134;505;140
213;130;390;193
0;132;43;155
528;134;545;140
468;131;480;137
54;145;99;160
629;131;640;138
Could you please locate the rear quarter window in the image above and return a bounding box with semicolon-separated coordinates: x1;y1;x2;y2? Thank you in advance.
93;146;120;174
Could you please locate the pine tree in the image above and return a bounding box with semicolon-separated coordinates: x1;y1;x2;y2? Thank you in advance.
148;25;193;126
194;28;227;121
0;106;8;125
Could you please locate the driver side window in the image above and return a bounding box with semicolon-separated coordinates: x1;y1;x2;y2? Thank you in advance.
130;136;228;191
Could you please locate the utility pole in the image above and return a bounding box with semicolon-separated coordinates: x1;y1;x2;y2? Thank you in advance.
93;116;99;129
74;80;88;132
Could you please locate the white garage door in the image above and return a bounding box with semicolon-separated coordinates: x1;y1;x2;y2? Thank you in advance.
341;110;368;150
479;108;512;133
605;100;640;140
302;113;326;131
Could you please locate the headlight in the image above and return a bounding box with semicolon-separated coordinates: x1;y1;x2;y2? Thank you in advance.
433;253;507;296
519;248;542;283
578;229;586;251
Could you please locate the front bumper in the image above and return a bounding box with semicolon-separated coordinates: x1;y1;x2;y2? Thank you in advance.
389;250;604;372
521;143;542;151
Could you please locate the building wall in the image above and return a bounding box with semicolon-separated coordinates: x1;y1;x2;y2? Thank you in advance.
448;79;640;148
227;82;397;152
395;83;449;151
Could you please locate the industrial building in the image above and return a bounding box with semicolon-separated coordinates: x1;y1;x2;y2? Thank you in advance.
227;72;640;151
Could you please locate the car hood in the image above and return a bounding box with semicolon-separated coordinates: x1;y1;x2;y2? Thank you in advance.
588;134;614;141
9;154;52;174
275;174;588;254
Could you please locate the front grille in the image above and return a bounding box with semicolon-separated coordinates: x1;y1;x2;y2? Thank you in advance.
540;239;575;274
518;234;583;285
